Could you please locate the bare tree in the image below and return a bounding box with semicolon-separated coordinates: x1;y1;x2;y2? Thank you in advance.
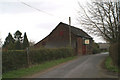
77;0;119;43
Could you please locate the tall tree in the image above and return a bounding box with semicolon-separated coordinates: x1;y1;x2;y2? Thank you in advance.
15;40;22;50
14;30;23;50
77;1;119;43
77;1;120;66
23;32;29;49
14;30;22;42
3;33;15;50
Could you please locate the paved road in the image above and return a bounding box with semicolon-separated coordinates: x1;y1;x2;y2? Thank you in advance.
27;52;118;78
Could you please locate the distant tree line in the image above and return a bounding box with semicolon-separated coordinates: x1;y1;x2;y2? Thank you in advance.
2;30;30;50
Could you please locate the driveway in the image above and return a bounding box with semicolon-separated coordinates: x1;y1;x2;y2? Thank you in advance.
26;52;118;78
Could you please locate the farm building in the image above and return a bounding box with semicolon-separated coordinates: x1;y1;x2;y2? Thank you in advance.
34;22;93;55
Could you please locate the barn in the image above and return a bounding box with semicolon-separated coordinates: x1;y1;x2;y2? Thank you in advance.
34;22;93;55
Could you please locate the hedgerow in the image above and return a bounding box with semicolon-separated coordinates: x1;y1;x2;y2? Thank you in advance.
2;47;74;73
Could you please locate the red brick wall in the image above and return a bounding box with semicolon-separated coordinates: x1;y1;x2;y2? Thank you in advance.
34;24;93;55
76;38;93;55
84;40;93;55
34;24;77;49
76;37;83;55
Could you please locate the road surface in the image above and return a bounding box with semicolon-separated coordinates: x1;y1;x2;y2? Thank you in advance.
26;52;118;78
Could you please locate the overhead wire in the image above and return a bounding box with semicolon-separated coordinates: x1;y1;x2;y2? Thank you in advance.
19;1;68;21
20;1;54;16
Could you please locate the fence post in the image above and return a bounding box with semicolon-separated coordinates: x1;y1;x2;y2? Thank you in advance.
26;47;30;67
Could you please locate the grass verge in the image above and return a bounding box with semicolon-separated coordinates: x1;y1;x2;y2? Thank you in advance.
105;56;119;72
2;56;76;78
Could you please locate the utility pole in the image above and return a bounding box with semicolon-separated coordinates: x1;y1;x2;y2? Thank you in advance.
69;17;71;46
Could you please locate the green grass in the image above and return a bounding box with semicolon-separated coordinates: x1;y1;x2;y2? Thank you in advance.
2;56;76;78
105;56;119;72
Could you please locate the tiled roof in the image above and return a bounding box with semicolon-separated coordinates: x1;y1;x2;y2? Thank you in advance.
59;22;92;39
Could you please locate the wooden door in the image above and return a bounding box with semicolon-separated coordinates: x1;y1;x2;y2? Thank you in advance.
82;45;86;55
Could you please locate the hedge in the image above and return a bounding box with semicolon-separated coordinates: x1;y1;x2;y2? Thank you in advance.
2;48;74;73
2;50;28;73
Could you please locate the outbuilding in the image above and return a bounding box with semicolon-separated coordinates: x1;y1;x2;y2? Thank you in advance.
34;22;93;55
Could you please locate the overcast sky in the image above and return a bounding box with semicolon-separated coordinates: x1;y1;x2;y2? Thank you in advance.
0;0;105;44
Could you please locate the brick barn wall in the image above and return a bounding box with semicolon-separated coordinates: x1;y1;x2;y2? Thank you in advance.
76;37;83;55
34;24;77;49
85;39;93;55
76;38;93;55
34;36;49;48
34;23;93;55
46;24;77;48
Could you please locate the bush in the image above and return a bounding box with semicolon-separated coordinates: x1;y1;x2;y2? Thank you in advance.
92;42;101;54
2;50;28;73
29;48;74;64
105;56;118;72
2;47;74;73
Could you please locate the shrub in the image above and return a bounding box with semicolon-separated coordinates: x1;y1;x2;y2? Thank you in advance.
2;47;74;73
29;48;74;64
105;56;118;72
92;42;101;54
2;50;28;73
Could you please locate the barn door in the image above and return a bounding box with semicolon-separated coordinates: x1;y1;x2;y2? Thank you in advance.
82;45;86;55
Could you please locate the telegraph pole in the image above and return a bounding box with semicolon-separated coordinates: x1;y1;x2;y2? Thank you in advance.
69;17;71;46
